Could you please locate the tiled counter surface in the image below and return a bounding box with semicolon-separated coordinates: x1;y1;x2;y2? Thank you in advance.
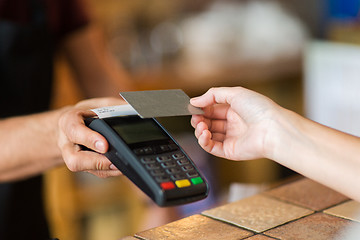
121;178;360;240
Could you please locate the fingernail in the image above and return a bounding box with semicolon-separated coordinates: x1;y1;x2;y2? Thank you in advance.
95;141;105;152
110;164;117;170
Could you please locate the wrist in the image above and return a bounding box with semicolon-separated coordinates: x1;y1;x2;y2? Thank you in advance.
53;106;74;150
263;107;299;163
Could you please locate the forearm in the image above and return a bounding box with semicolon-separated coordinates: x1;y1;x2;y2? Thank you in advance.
0;109;66;181
268;108;360;201
63;25;135;98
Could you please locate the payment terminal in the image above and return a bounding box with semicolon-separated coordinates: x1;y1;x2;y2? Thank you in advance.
85;115;209;207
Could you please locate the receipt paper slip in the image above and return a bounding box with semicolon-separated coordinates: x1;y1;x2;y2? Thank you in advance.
91;104;138;118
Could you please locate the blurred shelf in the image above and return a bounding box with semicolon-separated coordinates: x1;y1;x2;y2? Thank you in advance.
132;55;302;96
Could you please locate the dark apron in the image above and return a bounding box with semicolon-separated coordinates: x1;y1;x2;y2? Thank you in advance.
0;1;55;239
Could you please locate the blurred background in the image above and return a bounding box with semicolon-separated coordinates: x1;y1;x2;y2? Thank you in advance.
48;0;360;239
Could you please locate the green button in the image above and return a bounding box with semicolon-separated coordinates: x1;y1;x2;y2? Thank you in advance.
191;177;203;185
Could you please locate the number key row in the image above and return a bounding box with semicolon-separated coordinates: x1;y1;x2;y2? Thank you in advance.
134;144;179;156
141;153;188;164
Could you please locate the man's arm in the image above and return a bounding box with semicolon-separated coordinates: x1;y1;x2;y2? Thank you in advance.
0;110;65;181
62;24;135;97
0;97;124;182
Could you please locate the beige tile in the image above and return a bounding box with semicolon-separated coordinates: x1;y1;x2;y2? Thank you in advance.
324;200;360;223
265;178;348;211
135;214;253;240
265;213;357;240
202;194;313;233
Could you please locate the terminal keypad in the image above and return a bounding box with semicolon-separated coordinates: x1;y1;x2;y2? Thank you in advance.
134;144;204;190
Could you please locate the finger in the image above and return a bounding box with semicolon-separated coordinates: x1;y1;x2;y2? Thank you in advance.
80;109;98;118
195;124;226;146
207;119;227;134
194;121;208;139
197;128;212;150
76;97;126;109
59;111;108;153
62;144;114;172
197;129;226;159
202;103;230;120
190;87;240;107
191;115;205;128
191;104;229;130
87;169;123;178
194;121;225;142
211;132;226;142
194;119;227;140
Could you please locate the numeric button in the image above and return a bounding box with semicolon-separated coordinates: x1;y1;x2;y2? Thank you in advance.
156;155;172;162
186;171;199;177
133;148;144;155
166;168;181;175
143;147;153;154
159;145;170;152
151;169;165;176
146;163;160;170
141;157;155;164
177;159;189;165
171;174;186;181
161;162;176;168
182;165;194;171
172;153;185;159
156;176;170;183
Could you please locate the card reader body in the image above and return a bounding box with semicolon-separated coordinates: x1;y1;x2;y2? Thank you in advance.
85;116;209;207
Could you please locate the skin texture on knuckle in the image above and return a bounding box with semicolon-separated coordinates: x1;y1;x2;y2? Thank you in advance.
65;155;81;172
67;113;88;143
95;159;107;171
58;110;81;138
66;123;81;144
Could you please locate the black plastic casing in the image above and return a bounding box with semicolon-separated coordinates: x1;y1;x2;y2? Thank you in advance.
85;116;209;207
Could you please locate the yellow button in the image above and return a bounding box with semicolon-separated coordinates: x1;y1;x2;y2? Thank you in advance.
175;179;191;188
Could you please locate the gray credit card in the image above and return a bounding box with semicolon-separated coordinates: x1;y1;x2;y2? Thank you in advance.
120;89;204;118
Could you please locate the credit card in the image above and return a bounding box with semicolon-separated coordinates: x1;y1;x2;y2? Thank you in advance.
120;89;203;118
91;89;203;119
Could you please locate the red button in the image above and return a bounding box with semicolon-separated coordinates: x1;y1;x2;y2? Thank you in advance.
160;182;175;190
